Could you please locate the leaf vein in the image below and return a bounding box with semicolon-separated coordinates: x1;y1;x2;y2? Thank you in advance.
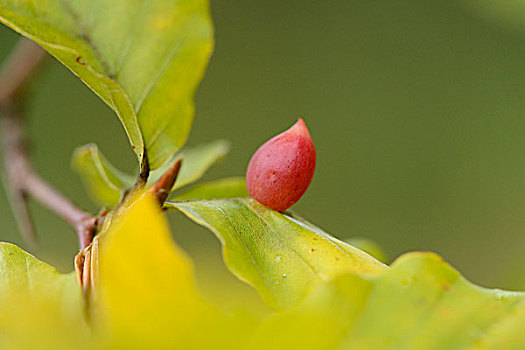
241;199;322;280
59;0;114;76
213;204;273;292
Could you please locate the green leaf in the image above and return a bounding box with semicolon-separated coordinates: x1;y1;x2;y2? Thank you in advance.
165;198;387;310
0;0;213;169
0;242;81;304
72;140;230;207
150;139;231;191
72;144;134;207
172;177;247;200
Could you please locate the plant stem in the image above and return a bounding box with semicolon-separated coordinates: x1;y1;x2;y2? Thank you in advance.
0;39;95;249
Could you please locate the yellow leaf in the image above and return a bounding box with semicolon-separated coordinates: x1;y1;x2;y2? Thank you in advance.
97;194;255;348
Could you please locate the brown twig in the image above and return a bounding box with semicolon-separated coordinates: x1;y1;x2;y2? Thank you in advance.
147;159;182;205
0;39;96;249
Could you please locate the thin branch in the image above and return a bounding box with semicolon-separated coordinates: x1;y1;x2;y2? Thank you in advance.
0;39;47;105
0;39;95;249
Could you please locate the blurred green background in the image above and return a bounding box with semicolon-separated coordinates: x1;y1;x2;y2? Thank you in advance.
1;0;525;291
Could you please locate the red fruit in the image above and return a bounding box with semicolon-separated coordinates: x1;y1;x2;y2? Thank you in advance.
246;118;316;211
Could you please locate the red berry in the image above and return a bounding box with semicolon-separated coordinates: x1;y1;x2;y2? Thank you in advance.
246;118;316;211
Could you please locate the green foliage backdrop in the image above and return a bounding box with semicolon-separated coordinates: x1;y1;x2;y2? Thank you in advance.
1;0;525;293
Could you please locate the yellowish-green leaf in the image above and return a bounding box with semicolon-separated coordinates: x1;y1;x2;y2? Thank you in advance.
149;139;231;191
0;0;213;169
172;176;247;200
71;144;134;207
249;273;374;350
0;242;82;307
0;243;89;349
476;299;525;350
337;252;525;350
165;198;387;310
